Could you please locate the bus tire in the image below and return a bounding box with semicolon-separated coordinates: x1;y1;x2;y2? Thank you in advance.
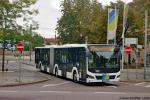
55;68;58;77
73;71;77;82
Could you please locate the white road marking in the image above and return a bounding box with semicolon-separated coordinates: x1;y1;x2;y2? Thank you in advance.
145;85;150;87
107;86;117;88
0;90;17;93
0;90;150;95
111;86;117;88
0;90;71;93
134;82;146;86
0;90;126;94
40;91;71;94
42;82;70;87
94;92;126;95
0;71;14;72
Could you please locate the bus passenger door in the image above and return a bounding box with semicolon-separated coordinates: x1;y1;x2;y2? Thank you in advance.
61;49;67;77
50;48;54;73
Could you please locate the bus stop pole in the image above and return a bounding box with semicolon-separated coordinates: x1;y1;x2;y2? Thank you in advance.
19;52;22;83
122;36;125;70
136;46;138;79
144;10;148;79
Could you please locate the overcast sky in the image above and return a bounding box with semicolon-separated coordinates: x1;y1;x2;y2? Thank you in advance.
31;0;133;38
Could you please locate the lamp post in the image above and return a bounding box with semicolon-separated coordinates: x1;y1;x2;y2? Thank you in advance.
144;10;148;79
29;41;32;62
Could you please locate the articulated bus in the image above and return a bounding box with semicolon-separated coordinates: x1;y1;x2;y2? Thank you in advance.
35;44;121;83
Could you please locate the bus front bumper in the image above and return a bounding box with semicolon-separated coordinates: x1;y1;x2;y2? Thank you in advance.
86;78;120;83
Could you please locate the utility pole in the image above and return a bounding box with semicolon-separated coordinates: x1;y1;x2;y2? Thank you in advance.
29;24;32;62
144;10;148;79
85;36;88;44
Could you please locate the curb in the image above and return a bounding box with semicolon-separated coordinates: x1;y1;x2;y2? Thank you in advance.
0;78;50;87
120;80;150;83
22;62;35;66
0;71;51;87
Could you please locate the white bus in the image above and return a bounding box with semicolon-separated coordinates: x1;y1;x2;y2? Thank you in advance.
35;44;121;83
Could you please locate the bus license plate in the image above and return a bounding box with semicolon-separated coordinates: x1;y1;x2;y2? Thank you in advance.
102;73;110;81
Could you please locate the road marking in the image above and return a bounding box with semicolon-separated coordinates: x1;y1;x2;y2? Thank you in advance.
94;92;126;95
145;85;150;87
42;82;70;87
0;71;14;72
134;82;146;86
111;86;117;88
107;86;117;88
1;90;150;95
40;91;71;94
0;90;71;94
0;90;17;93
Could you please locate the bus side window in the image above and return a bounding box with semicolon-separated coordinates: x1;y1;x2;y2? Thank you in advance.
55;49;60;64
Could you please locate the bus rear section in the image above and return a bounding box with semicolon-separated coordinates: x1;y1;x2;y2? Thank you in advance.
35;47;51;72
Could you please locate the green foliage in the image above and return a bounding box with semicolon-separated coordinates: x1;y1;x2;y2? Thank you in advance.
56;0;150;45
15;32;44;51
56;0;107;44
0;0;43;50
0;0;38;41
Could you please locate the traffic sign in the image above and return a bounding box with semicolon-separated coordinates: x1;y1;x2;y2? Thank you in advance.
16;42;24;53
125;47;132;54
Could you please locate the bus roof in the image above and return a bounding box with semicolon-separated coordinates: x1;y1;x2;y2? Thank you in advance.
35;44;116;49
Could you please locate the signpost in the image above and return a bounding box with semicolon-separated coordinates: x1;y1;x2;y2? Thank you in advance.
125;46;132;80
16;43;24;53
16;42;24;83
125;38;138;45
125;47;132;54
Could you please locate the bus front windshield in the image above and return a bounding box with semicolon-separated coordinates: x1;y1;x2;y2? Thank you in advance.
88;47;120;72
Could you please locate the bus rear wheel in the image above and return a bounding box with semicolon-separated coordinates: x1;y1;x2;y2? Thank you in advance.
39;63;42;71
55;68;58;77
73;72;77;82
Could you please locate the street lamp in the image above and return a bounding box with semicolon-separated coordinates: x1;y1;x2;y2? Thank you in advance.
29;41;32;62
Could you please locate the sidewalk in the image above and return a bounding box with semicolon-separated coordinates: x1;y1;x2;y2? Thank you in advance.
120;68;150;82
0;61;50;87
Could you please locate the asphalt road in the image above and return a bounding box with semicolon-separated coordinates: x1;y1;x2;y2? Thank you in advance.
0;73;150;100
0;60;150;100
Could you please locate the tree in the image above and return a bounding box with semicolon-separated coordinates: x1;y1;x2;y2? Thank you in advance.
56;0;106;44
128;0;150;44
56;0;150;45
0;0;38;41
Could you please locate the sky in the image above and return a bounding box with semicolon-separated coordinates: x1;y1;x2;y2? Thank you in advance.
30;0;133;38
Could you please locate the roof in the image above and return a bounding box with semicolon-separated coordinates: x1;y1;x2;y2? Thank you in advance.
35;44;116;49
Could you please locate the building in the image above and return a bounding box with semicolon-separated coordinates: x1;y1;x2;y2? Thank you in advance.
44;38;58;45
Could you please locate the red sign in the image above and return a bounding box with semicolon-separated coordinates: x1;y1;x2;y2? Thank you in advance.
125;47;132;54
16;43;24;53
